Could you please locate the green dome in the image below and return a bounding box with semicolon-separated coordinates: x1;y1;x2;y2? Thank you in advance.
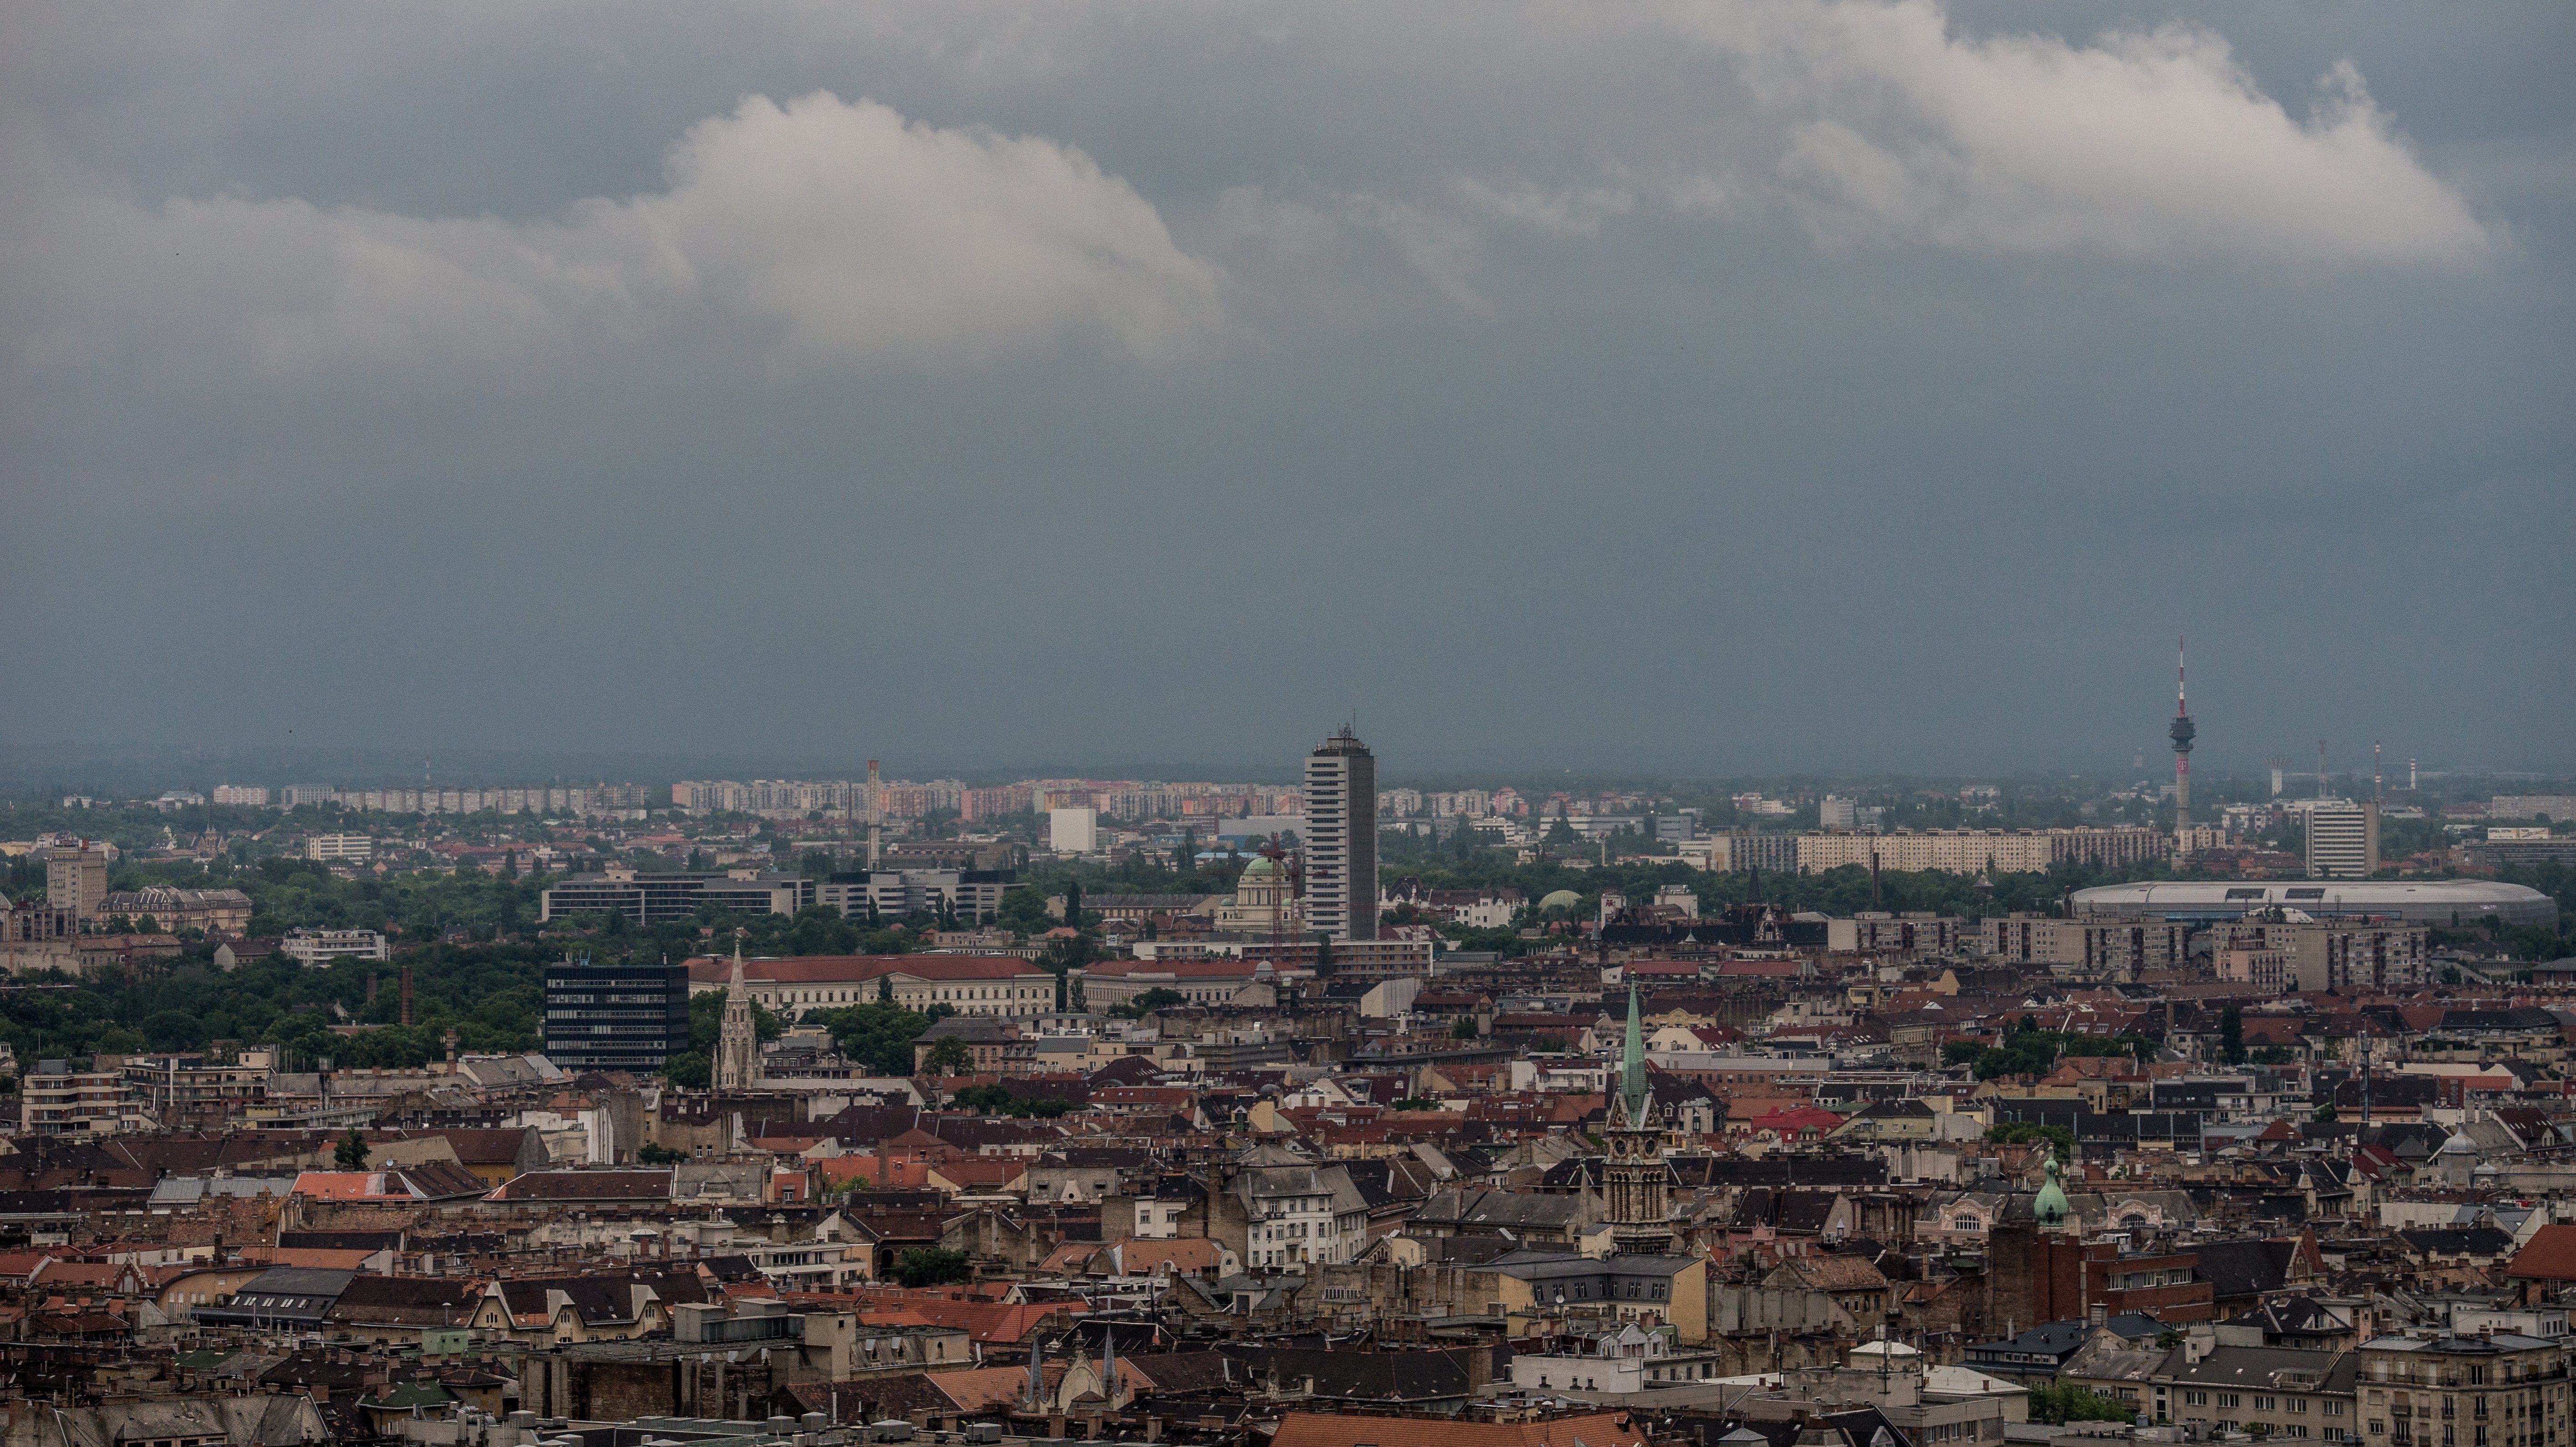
1538;889;1583;913
2032;1154;2070;1229
1239;856;1284;877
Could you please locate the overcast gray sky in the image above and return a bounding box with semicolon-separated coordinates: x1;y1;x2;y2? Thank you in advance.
3;1;2570;781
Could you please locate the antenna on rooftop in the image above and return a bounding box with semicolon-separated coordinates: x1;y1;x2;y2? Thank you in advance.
866;759;882;871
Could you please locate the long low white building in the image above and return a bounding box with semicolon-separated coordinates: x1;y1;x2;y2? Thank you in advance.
683;952;1058;1017
2070;879;2555;927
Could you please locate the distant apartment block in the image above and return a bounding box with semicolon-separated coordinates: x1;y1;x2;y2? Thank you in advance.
960;783;1036;821
211;785;269;807
283;784;649;816
20;1060;146;1138
45;843;111;921
1827;913;1967;953
1556;814;1698;843
2306;801;2380;878
2212;917;2426;993
2491;795;2576;821
538;869;814;926
1797;826;2167;876
303;833;374;862
1981;914;2186;974
279;929;390;965
1679;832;1801;875
1049;807;1098;855
817;869;1012;924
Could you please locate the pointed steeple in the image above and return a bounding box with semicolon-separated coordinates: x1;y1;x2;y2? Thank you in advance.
1622;980;1646;1115
715;934;759;1091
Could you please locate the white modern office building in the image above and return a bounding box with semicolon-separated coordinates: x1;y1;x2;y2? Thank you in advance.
2306;800;2379;878
280;929;391;965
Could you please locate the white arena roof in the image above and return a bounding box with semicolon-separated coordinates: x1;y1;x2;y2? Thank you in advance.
2068;879;2556;927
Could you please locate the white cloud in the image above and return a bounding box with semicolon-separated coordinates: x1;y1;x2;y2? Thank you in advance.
1678;0;2492;267
4;92;1219;383
1452;178;1637;238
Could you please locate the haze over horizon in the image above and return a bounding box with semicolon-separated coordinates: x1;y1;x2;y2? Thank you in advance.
5;3;2571;778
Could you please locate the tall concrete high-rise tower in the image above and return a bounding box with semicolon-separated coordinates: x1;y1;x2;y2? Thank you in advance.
1302;726;1378;942
2169;637;2196;832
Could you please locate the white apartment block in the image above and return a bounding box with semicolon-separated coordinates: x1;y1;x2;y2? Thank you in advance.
2491;795;2576;821
280;929;391;965
211;785;270;807
303;834;374;862
288;784;649;816
1048;807;1099;854
2307;802;2380;878
1799;827;2169;876
21;1063;147;1137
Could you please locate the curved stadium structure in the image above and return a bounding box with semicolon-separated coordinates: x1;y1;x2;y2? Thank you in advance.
2068;879;2556;928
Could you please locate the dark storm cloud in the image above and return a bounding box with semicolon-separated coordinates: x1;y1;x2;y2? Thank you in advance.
2;1;2569;779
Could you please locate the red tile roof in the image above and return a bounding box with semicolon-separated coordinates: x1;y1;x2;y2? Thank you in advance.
2508;1224;2576;1282
686;954;1042;985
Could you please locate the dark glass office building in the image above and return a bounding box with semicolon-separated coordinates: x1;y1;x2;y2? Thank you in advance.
543;957;691;1072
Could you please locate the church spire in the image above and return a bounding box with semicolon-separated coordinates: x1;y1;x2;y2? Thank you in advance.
1603;977;1675;1256
715;935;759;1092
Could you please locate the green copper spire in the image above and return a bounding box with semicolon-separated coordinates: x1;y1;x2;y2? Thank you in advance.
2033;1152;2070;1229
1622;980;1646;1114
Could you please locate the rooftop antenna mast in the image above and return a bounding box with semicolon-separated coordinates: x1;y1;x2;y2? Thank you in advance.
2169;635;2195;834
2267;757;2288;800
2316;740;2329;801
866;759;882;870
2373;741;2383;803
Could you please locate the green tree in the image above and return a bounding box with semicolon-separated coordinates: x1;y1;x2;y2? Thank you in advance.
893;1248;972;1288
2220;1006;2247;1065
333;1129;372;1170
2028;1380;2136;1425
1987;1121;2075;1161
805;1002;934;1075
637;1142;686;1164
1109;987;1186;1019
922;1036;974;1075
1061;879;1084;928
996;887;1049;937
1449;1016;1481;1040
660;1051;710;1089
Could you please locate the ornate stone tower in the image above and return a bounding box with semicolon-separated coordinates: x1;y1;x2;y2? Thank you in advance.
714;938;759;1092
1603;982;1677;1255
